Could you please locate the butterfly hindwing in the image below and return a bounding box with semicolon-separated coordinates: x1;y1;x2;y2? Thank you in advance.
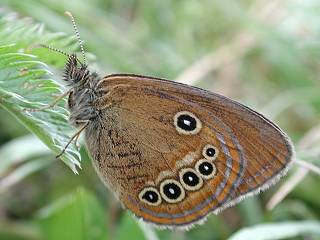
84;74;293;228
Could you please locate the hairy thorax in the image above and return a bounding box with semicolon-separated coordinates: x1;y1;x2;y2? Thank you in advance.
68;86;100;126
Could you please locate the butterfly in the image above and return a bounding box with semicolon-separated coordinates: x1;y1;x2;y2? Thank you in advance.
38;12;293;230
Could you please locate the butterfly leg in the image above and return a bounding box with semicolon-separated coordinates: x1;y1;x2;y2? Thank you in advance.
74;132;81;150
56;120;89;158
22;90;71;112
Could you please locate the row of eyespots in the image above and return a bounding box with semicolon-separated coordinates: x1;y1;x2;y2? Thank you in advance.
139;160;217;205
139;144;219;206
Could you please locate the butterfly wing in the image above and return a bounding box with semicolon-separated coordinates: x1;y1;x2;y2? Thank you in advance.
85;74;293;229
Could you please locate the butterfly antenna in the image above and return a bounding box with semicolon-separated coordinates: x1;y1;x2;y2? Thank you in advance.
65;11;87;65
40;44;71;58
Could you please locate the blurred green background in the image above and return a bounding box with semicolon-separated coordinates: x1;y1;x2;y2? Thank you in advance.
0;0;320;239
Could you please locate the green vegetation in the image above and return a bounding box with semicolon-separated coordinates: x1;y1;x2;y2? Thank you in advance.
0;1;320;239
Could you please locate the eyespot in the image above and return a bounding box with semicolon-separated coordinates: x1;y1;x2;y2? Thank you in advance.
160;179;185;203
179;168;203;191
139;187;162;206
195;159;217;179
174;111;202;135
202;144;219;161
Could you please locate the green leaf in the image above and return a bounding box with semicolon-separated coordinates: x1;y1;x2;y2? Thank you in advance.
0;13;82;173
228;221;320;240
36;187;109;240
0;135;50;176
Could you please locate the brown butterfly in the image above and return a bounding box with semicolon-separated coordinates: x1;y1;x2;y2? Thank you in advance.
39;12;293;229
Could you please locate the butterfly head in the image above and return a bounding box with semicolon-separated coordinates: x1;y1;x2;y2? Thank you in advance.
63;54;99;87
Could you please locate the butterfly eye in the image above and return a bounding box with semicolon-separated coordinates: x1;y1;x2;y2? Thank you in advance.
160;179;185;203
195;159;217;179
179;168;203;191
139;187;162;206
174;111;202;135
202;144;219;161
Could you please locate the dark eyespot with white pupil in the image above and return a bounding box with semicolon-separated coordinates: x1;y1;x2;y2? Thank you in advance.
206;147;216;157
199;162;214;176
163;183;181;199
202;144;219;161
142;190;159;204
174;111;202;135
160;179;185;203
177;114;197;131
139;187;161;206
182;171;200;187
179;168;203;191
